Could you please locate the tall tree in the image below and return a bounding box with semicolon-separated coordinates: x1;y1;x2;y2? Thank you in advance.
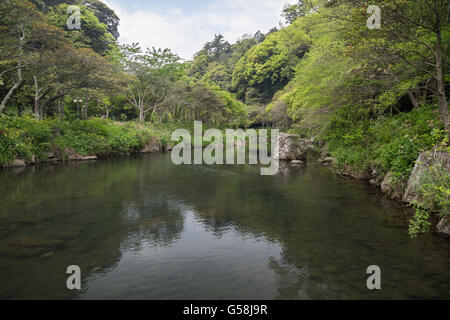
0;0;41;111
282;1;307;25
120;44;182;123
335;0;450;134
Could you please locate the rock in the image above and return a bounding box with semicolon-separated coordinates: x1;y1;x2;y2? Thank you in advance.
381;172;402;200
46;148;62;162
10;159;26;167
79;156;97;161
164;144;173;152
26;155;37;165
355;169;370;180
274;133;313;161
140;137;161;153
290;160;304;165
318;157;334;164
64;148;97;161
403;151;450;209
437;216;450;237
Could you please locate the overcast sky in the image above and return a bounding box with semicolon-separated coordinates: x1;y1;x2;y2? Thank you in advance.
103;0;291;60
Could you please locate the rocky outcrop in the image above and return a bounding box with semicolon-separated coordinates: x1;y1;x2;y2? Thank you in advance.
403;151;450;208
401;151;450;236
274;133;313;161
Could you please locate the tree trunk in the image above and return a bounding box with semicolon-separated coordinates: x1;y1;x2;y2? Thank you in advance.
139;106;145;123
58;98;65;121
81;105;87;119
435;33;449;136
407;90;419;109
0;29;24;113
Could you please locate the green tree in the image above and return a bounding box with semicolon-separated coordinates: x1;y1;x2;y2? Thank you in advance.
282;1;307;25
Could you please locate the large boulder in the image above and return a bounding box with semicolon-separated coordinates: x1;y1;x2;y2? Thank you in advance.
10;159;26;167
437;216;450;237
274;133;313;161
403;151;450;208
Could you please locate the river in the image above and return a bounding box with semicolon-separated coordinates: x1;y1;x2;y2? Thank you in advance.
0;153;449;299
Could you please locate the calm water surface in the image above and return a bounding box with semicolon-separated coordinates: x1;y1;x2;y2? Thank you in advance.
0;153;449;299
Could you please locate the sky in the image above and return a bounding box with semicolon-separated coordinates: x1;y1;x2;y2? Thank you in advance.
103;0;292;60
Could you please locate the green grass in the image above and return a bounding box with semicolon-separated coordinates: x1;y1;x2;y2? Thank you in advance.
0;116;174;165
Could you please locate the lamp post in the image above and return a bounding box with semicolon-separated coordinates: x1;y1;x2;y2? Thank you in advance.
74;99;82;119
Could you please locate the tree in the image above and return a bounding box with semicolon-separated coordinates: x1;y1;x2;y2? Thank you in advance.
120;44;182;123
46;2;116;55
0;0;41;111
203;34;231;63
231;26;309;103
282;1;307;25
336;0;450;135
30;37;116;119
32;0;120;39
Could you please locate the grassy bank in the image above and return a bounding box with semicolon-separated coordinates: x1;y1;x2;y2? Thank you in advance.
324;105;448;184
0;116;176;166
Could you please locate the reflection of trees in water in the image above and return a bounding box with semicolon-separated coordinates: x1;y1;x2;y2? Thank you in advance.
0;156;184;299
268;257;345;300
121;196;184;249
3;154;448;299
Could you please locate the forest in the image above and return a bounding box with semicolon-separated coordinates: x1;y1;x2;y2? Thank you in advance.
0;0;449;237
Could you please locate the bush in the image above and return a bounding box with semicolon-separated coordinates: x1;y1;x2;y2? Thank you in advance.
324;105;446;184
0;116;167;165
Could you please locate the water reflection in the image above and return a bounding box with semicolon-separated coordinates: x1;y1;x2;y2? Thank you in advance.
0;154;449;299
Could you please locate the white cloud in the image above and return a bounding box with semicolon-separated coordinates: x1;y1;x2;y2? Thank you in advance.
104;0;288;60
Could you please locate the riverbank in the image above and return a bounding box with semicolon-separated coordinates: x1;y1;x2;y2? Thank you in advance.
273;126;449;238
1;115;448;238
308;105;450;238
318;151;450;238
0;116;176;167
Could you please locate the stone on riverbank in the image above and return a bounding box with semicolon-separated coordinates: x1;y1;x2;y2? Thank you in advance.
64;148;97;161
9;159;26;167
437;216;450;237
403;151;450;208
274;133;313;161
290;160;304;166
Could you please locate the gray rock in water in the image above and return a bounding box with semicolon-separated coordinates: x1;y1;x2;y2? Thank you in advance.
274;133;312;161
403;151;450;209
437;216;450;237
